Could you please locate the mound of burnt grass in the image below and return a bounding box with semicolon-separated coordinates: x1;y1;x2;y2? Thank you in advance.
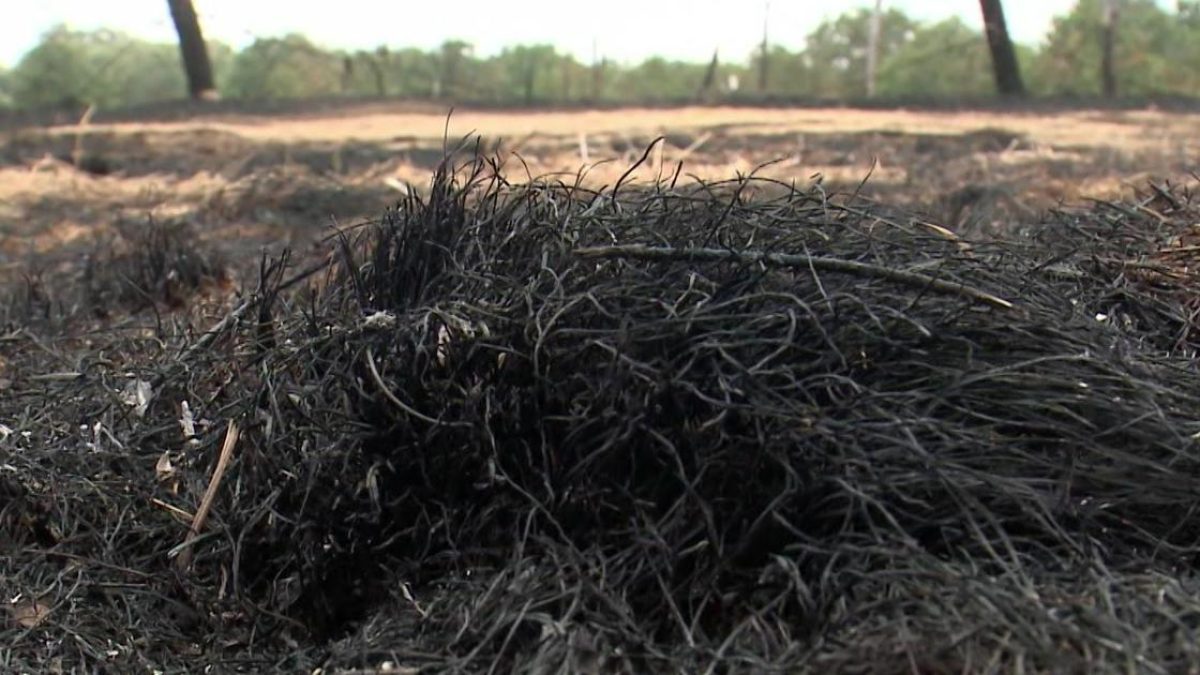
2;152;1200;673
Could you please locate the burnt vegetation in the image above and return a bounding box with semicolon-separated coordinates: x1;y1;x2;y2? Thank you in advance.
2;146;1200;672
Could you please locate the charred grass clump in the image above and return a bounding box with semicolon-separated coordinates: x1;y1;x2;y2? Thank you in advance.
3;151;1200;673
82;216;229;315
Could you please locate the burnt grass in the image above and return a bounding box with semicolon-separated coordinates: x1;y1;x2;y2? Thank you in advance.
2;148;1200;673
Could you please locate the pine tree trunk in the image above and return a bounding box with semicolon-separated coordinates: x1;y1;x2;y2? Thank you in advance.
697;50;720;102
758;2;770;92
167;0;217;100
1101;0;1119;98
979;0;1025;97
866;0;883;98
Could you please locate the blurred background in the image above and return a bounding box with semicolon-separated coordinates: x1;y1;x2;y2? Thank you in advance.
1;0;1197;282
0;0;1193;112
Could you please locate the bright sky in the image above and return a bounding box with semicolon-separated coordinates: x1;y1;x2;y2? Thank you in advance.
0;1;1113;69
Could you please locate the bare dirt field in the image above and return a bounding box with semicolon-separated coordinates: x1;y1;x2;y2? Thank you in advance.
1;103;1197;288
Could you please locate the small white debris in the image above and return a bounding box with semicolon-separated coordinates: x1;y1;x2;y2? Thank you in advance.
179;401;199;447
1094;313;1108;322
436;325;451;366
0;424;12;441
120;379;153;418
156;452;176;483
256;407;274;442
382;177;409;195
362;311;397;330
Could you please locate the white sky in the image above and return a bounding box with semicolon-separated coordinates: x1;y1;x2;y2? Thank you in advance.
0;1;1122;69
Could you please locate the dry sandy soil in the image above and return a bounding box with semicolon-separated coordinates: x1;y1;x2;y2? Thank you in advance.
1;103;1197;289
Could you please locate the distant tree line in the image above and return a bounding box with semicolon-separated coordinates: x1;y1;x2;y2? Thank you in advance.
1;0;1197;112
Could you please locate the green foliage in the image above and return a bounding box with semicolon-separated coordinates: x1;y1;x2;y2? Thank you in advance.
6;3;1200;111
207;42;236;93
746;10;993;100
12;25;176;108
225;34;342;100
609;57;708;103
1032;0;1200;96
496;44;560;104
0;64;11;109
876;18;994;98
11;25;101;108
746;46;809;97
387;47;439;97
798;8;920;98
8;25;234;109
435;40;481;99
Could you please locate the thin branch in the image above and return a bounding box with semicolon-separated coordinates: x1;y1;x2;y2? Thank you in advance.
176;419;239;571
573;244;1015;310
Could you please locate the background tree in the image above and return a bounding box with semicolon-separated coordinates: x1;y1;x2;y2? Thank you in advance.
385;48;440;99
697;49;720;102
758;1;770;91
800;8;917;98
338;47;393;97
876;17;995;98
0;65;11;110
368;48;390;97
591;55;607;102
9;26;90;108
500;45;558;104
866;0;883;97
1100;0;1119;96
435;40;474;99
225;35;341;100
7;26;230;109
6;3;1200;112
614;57;707;102
979;0;1026;95
557;55;591;103
748;46;809;98
167;0;217;99
1032;0;1194;96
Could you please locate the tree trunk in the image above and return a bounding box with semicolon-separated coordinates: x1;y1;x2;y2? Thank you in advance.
1100;0;1119;97
340;57;354;94
592;57;605;103
523;59;537;105
697;49;720;102
866;0;883;98
758;1;770;92
167;0;217;100
370;49;388;97
979;0;1025;96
